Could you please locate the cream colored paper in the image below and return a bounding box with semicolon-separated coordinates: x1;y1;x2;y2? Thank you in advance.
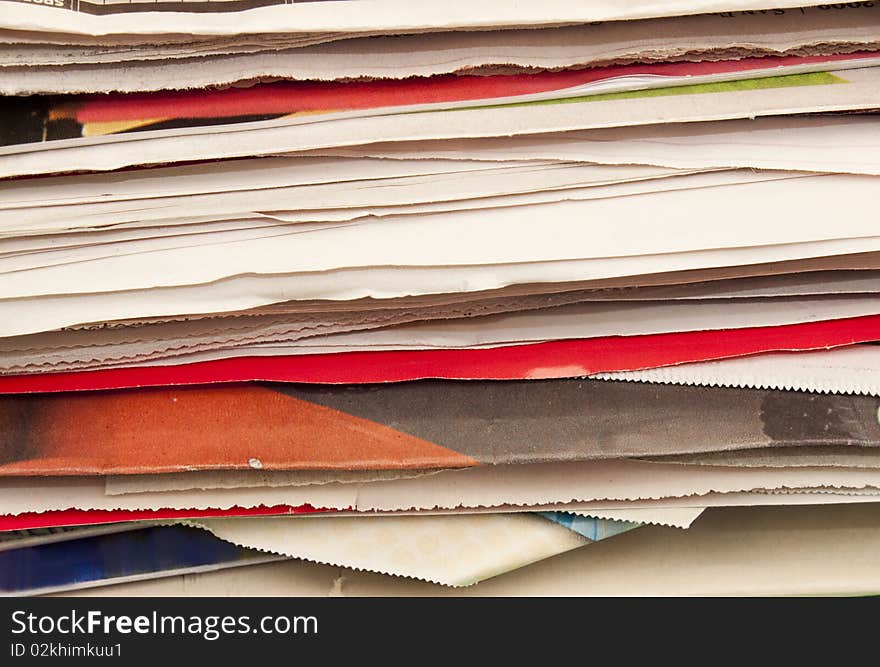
0;0;847;37
237;296;880;350
316;114;880;177
61;504;880;597
1;174;876;301
181;513;588;587
5;4;879;70
595;345;880;396
571;507;704;529
104;469;442;496
0;163;706;238
5;461;880;515
3;235;880;338
7;25;880;94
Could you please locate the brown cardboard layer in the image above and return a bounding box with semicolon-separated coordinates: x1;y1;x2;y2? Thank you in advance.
0;380;877;475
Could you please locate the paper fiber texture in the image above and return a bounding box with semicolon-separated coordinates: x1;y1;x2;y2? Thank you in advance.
0;289;604;374
6;237;880;343
9;295;880;375
14;267;878;375
0;158;670;214
48;250;880;329
30;250;880;328
3;268;876;374
595;345;880;396
569;507;705;529
320;114;880;177
231;296;880;349
182;513;589;587
0;0;849;37
3;490;869;534
2;174;880;336
2;57;868;176
644;445;880;469
5;67;880;179
105;470;442;495
0;169;733;241
573;271;880;301
62;504;880;597
409;490;880;512
8;8;880;93
11;458;880;515
12;5;876;68
2;314;878;392
561;490;880;511
6;57;860;156
5;380;876;475
0;172;793;253
0;156;525;211
0;164;723;238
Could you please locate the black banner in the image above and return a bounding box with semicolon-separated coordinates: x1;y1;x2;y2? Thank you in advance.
0;596;872;660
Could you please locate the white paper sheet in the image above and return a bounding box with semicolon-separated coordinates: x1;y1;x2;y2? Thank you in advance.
2;235;879;338
594;345;880;396
6;460;880;515
1;174;876;301
315;114;880;177
0;0;847;37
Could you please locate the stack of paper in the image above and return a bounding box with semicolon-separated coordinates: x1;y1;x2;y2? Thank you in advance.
2;0;880;596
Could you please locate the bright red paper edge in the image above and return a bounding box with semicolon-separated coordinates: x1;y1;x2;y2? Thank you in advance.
73;51;878;122
1;315;878;393
0;505;331;532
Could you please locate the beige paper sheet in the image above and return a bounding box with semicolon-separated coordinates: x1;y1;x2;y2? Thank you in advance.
5;461;880;515
4;235;880;338
181;513;589;587
3;174;877;301
0;0;849;37
56;504;880;596
8;8;880;93
0;163;713;238
570;507;704;529
595;345;880;397
316;114;880;177
4;5;878;70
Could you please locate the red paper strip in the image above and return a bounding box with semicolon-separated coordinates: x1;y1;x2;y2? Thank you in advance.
71;52;877;123
0;504;327;532
1;315;878;394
